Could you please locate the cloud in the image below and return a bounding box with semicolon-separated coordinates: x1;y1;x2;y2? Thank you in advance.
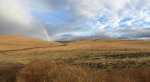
117;27;150;39
0;0;50;41
0;0;150;41
53;33;110;41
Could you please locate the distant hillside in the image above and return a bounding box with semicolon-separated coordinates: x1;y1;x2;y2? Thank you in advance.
0;36;149;51
0;36;61;50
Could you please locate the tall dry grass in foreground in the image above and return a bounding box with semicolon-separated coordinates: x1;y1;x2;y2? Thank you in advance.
17;60;87;82
0;62;23;82
17;60;150;82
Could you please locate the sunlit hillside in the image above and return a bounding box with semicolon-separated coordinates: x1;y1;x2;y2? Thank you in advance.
0;36;61;51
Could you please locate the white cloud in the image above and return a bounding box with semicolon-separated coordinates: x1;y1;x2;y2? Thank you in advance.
0;0;50;41
0;0;150;41
68;0;102;19
0;0;31;25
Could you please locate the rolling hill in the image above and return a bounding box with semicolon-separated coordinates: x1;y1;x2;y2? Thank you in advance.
0;36;61;51
0;35;149;65
0;36;150;82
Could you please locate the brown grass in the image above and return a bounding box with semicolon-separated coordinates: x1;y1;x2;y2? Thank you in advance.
17;60;150;82
0;36;61;51
0;62;24;82
0;36;149;82
17;60;87;82
109;67;150;82
0;36;150;52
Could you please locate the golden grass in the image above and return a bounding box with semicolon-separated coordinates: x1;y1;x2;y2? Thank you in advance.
0;36;61;50
17;60;87;82
0;62;24;82
0;36;149;52
17;60;150;82
0;36;149;82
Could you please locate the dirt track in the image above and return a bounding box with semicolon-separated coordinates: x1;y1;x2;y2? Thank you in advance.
0;44;67;52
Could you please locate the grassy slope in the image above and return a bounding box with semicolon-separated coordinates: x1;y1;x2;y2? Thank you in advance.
0;36;149;68
0;36;150;82
0;36;61;50
0;36;149;51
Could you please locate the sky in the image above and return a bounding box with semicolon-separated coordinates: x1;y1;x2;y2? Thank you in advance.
0;0;150;41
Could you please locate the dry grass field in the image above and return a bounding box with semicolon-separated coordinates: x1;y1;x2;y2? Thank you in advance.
0;36;150;82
